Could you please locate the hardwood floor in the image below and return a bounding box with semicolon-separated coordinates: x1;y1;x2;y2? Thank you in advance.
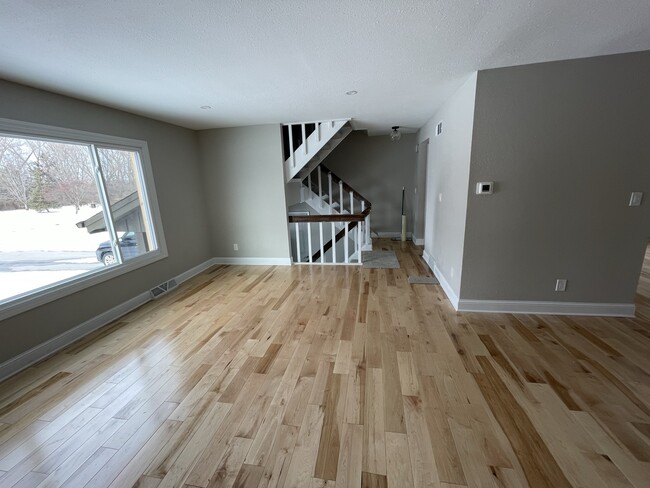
0;240;648;488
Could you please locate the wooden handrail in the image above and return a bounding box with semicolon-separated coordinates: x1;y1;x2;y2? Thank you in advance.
288;207;370;223
311;221;359;262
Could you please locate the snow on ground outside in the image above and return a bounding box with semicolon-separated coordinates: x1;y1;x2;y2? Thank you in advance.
0;205;110;252
0;205;111;302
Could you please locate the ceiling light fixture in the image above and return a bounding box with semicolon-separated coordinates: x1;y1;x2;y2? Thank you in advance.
200;105;212;110
345;90;358;95
390;126;401;142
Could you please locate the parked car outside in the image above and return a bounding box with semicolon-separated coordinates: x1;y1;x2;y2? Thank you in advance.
95;231;140;265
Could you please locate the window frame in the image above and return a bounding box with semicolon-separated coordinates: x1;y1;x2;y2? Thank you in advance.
0;117;168;321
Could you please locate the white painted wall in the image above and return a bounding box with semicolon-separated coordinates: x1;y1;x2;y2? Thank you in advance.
417;74;477;299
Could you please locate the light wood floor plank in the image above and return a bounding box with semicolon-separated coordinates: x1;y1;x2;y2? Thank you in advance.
0;240;647;487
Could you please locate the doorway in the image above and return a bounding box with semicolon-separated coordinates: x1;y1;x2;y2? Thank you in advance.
413;139;429;245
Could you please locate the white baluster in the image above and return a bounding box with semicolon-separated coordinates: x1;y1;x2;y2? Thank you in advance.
331;222;336;263
319;222;324;263
339;181;343;213
307;173;312;198
295;222;301;263
318;169;323;208
356;221;361;263
344;222;349;264
365;214;370;247
288;125;295;168
350;191;354;215
317;122;321;141
302;124;308;154
328;173;333;214
307;222;312;263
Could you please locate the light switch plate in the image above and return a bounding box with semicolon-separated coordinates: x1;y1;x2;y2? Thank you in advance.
629;192;643;206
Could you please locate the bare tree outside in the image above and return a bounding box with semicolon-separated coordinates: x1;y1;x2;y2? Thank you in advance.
42;143;96;213
0;137;106;213
0;137;33;210
97;148;137;202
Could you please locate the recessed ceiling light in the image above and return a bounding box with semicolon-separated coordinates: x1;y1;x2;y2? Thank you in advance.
200;105;212;110
345;90;358;96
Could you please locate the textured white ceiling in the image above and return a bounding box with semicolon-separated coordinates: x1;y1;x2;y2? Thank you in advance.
1;1;649;132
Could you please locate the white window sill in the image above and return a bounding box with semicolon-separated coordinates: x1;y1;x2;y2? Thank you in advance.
0;249;168;322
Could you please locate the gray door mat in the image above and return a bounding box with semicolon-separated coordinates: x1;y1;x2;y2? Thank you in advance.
408;276;439;285
362;251;400;269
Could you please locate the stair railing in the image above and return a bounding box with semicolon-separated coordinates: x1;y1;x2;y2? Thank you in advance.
288;165;371;264
282;119;350;181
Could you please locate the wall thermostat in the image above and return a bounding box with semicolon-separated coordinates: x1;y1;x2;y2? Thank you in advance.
476;182;494;195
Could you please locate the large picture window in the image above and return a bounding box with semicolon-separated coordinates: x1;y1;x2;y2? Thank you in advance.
0;119;166;319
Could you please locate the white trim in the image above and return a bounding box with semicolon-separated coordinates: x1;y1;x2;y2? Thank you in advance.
0;117;168;322
375;232;413;239
457;299;635;317
0;257;215;382
212;257;292;266
0;250;168;322
422;250;459;309
175;258;218;283
414;238;425;246
0;291;149;382
420;249;635;317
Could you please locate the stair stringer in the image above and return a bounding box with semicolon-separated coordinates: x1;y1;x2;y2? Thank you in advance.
284;119;352;182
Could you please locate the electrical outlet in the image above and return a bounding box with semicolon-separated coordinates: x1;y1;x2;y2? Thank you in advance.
555;279;567;292
629;192;643;206
233;243;238;251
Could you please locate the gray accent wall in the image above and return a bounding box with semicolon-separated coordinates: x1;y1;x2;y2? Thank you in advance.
198;125;291;260
460;51;650;304
0;79;212;364
417;74;477;298
324;131;417;235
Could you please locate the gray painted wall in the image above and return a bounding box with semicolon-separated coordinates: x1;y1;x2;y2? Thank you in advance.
325;131;417;235
461;51;650;303
198;125;291;259
0;79;212;363
417;74;477;297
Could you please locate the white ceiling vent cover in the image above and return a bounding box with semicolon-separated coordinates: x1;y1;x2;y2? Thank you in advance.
150;279;178;299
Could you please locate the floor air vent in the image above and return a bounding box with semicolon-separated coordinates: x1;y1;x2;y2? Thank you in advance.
150;279;178;299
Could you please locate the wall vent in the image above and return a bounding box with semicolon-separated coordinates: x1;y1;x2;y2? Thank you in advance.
150;279;178;299
436;121;443;136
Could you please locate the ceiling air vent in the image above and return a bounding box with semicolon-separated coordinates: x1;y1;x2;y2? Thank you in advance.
150;279;178;299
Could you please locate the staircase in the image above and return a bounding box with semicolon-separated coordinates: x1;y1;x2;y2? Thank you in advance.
283;119;352;182
288;165;372;265
283;118;371;265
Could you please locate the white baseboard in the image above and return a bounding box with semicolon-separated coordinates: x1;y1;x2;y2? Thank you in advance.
0;291;150;382
212;257;292;266
0;257;215;382
414;238;424;246
422;250;459;309
374;231;413;239
175;258;219;283
457;299;635;317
